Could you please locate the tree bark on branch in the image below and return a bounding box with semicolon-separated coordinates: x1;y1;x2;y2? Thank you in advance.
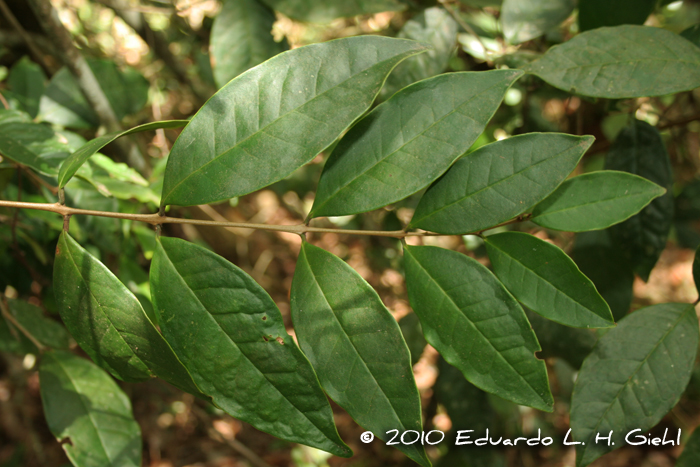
26;0;148;173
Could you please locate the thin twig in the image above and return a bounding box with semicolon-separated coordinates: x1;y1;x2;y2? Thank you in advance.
0;0;52;72
27;0;147;173
207;428;273;467
439;0;493;65
0;296;46;352
0;199;528;238
657;113;700;130
0;91;9;110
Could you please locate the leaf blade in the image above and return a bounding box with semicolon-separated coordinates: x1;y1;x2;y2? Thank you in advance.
40;351;142;467
404;245;553;412
485;232;614;328
525;25;700;98
291;242;429;467
605;119;674;281
211;0;287;88
161;36;428;207
531;171;666;232
311;70;523;218
571;303;699;467
150;236;351;457
410;133;594;234
57;120;189;188
54;232;203;396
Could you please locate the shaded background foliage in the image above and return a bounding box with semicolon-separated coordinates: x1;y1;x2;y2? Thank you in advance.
3;1;700;466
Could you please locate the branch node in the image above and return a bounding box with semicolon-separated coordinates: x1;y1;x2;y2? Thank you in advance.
62;214;72;232
58;188;66;206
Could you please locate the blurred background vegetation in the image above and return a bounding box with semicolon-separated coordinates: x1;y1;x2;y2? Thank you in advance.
3;0;700;466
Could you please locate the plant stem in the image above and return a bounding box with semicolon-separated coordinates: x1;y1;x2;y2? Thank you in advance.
0;0;53;73
0;199;526;238
26;0;147;173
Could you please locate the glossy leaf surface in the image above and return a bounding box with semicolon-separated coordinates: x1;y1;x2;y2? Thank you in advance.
578;0;656;31
40;351;142;467
403;245;553;412
571;303;698;467
6;299;70;349
211;0;287;88
58;120;188;188
311;70;523;218
531;171;665;232
150;237;351;457
410;133;593;234
291;242;429;467
485;232;613;328
382;7;458;99
260;0;404;22
54;232;203;396
501;0;575;44
605;119;674;281
526;25;700;98
161;36;427;207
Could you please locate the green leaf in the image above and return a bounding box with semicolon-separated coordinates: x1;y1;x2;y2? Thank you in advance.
527;310;597;369
531;171;665;232
571;303;699;467
211;0;287;88
39;351;142;467
381;7;458;99
485;232;614;328
6;299;70;350
260;0;405;22
403;245;553;411
161;36;427;207
150;236;351;457
311;70;523;218
525;25;700;98
501;0;575;44
58;120;188;188
290;242;429;467
38;59;149;128
7;56;46;118
578;0;656;32
0;121;71;175
605;119;674;281
677;427;700;467
54;232;204;397
410;133;593;234
573;230;634;321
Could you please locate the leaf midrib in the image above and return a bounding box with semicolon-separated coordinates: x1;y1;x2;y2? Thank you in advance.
486;238;612;324
312;75;517;216
533;186;662;219
300;247;409;431
62;235;151;378
158;244;330;441
163;48;422;204
51;355;113;465
576;305;693;463
406;248;549;407
411;139;585;227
